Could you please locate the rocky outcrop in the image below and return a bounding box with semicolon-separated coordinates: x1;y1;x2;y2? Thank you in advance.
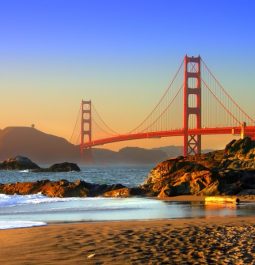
34;162;81;172
0;156;40;170
0;156;80;172
0;179;126;197
48;162;80;172
141;138;255;197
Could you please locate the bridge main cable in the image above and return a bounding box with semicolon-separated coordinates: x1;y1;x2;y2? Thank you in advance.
128;59;184;134
92;103;119;135
201;58;255;124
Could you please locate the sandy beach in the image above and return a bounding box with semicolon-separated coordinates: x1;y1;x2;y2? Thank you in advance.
0;216;254;265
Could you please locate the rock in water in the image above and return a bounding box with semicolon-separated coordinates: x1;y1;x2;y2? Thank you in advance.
141;137;255;197
47;162;80;172
0;156;80;172
0;156;40;170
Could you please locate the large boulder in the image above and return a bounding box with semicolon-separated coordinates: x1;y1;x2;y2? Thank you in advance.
0;156;40;170
141;137;255;197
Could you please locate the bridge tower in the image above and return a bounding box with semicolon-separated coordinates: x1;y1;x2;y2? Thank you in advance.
183;55;201;156
80;100;92;160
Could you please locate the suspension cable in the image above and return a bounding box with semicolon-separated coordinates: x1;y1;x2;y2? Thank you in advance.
201;79;241;125
128;59;184;133
92;104;119;135
201;58;255;123
69;105;82;143
141;84;183;132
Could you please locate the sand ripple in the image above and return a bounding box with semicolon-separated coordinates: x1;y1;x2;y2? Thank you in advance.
0;217;254;264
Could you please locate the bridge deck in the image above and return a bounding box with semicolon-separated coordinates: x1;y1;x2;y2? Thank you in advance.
82;126;255;148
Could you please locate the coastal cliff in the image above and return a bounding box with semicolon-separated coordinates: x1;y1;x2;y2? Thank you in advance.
142;137;255;197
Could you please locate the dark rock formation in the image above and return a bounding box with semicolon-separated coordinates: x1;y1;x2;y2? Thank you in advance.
0;156;40;170
0;156;80;172
49;162;80;172
141;137;255;197
34;162;81;172
0;179;126;197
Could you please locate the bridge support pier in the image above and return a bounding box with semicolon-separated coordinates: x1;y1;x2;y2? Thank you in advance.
183;55;201;156
80;100;93;162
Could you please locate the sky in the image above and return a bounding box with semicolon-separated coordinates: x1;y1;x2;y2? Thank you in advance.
0;0;255;150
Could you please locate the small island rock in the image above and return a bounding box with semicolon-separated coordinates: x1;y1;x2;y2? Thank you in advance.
0;156;40;170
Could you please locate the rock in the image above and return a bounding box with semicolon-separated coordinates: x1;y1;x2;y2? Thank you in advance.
26;162;81;172
103;187;147;197
142;137;255;197
0;179;88;197
38;162;81;172
237;189;255;195
0;156;80;172
104;188;131;197
0;156;40;170
0;179;128;197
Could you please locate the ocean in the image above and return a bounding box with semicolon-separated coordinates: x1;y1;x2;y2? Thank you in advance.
0;164;151;187
0;165;255;229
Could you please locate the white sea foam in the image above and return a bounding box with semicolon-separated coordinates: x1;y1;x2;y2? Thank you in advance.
0;221;47;230
0;193;161;209
0;193;82;207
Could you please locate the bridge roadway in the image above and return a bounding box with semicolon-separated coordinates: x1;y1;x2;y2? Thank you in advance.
82;126;255;148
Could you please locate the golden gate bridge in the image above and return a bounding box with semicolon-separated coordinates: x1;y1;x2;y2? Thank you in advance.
69;55;255;158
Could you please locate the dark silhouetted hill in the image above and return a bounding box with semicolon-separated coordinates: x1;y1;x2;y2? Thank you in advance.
117;147;166;164
0;127;79;164
154;146;214;157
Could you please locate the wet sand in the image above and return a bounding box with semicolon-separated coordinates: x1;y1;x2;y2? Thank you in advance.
0;216;254;265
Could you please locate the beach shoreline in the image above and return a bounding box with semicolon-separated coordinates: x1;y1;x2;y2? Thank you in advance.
0;215;254;264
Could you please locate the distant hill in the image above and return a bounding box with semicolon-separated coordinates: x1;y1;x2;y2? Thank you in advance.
0;127;168;164
154;146;183;157
117;147;167;164
0;127;79;164
154;145;214;157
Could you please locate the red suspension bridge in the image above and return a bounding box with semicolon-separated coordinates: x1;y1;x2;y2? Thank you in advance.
70;55;255;158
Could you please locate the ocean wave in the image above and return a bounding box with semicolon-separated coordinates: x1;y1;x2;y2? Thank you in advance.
0;194;162;209
0;193;85;207
0;221;47;230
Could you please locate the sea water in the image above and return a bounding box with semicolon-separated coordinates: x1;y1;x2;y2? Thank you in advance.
0;165;255;229
0;165;150;187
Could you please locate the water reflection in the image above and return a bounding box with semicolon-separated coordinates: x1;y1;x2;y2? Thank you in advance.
162;200;254;219
204;203;237;218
